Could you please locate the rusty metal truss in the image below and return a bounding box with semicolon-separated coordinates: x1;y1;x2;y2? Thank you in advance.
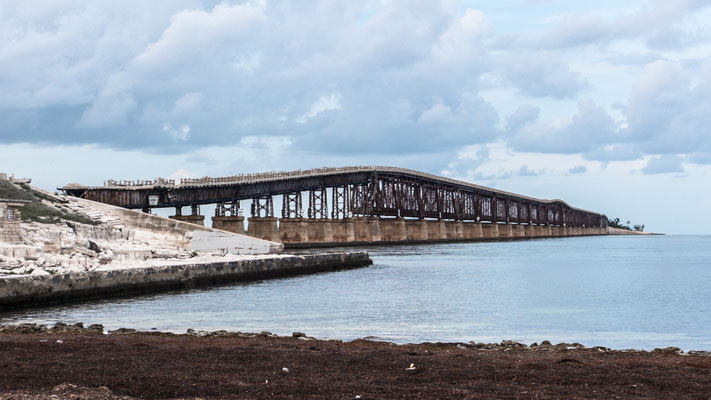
60;166;607;227
282;192;303;218
251;196;273;218
215;202;240;217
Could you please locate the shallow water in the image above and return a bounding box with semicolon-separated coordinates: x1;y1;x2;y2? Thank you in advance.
2;235;711;350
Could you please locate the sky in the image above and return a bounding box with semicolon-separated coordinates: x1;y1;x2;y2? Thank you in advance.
1;0;710;234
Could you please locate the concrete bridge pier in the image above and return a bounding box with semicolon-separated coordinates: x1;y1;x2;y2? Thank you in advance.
307;219;334;243
380;218;406;242
463;222;483;240
562;226;570;236
481;223;499;239
169;205;205;226
445;221;464;240
212;216;245;234
427;220;446;240
405;219;428;241
498;223;513;239
331;219;355;242
543;225;552;237
248;217;279;241
279;218;309;243
523;224;535;238
353;217;381;242
513;224;525;238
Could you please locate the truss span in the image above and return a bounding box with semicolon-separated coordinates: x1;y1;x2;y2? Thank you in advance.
60;166;607;227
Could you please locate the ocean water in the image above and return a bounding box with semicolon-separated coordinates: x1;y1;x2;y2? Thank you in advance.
2;235;710;350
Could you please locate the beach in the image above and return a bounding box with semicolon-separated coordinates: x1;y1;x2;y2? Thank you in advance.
1;324;710;399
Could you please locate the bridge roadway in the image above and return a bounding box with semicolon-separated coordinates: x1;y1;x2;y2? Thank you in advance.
60;166;609;246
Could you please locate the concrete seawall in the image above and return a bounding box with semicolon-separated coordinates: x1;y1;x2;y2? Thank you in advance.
0;252;372;310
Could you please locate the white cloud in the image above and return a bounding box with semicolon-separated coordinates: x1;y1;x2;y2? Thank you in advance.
162;123;191;141
296;94;342;124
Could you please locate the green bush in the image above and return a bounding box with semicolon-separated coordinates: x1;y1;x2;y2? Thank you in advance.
0;180;98;225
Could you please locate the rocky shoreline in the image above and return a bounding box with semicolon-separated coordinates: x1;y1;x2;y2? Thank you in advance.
2;322;709;356
1;323;710;399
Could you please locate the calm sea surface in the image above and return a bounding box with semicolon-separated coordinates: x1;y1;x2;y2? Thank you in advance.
2;235;710;350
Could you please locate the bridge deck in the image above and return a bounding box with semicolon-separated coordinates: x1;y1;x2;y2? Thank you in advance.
60;166;605;227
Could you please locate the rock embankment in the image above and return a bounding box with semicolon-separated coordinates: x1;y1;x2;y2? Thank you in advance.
1;181;281;279
0;251;372;310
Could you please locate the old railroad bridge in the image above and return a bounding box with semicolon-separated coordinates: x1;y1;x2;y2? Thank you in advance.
60;166;609;246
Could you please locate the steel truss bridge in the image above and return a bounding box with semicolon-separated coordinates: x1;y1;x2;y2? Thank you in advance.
61;166;607;228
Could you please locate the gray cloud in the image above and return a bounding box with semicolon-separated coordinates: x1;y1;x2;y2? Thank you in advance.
641;155;685;174
503;55;711;163
568;165;587;174
0;1;500;155
497;51;586;98
505;98;618;154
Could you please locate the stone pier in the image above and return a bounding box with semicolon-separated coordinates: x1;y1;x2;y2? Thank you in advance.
498;223;513;239
247;217;279;242
462;222;483;240
331;219;355;243
445;221;464;240
306;220;334;243
380;218;406;242
278;218;309;243
426;220;446;240
169;215;205;226
269;217;609;247
405;219;428;241
211;216;245;234
481;223;499;239
353;217;381;243
523;224;535;238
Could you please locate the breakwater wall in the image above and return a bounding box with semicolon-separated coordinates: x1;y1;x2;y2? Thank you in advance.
236;217;608;247
0;252;372;310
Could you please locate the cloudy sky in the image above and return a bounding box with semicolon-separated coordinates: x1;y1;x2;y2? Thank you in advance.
1;0;710;234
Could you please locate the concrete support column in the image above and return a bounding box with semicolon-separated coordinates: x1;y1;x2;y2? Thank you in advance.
278;218;309;244
445;221;464;240
562;226;569;236
551;226;562;236
169;214;205;226
523;224;535;238
545;225;553;236
533;225;545;237
331;219;355;243
353;217;381;242
212;216;245;234
426;220;446;240
498;223;513;239
366;217;381;242
462;222;483;240
306;220;334;243
405;219;428;241
170;205;205;226
247;217;279;242
353;217;369;242
380;218;406;242
481;223;499;239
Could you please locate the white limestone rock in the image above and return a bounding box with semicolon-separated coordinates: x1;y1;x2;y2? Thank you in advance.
30;268;49;276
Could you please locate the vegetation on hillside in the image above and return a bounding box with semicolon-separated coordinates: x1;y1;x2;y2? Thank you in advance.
0;180;98;225
608;217;645;232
